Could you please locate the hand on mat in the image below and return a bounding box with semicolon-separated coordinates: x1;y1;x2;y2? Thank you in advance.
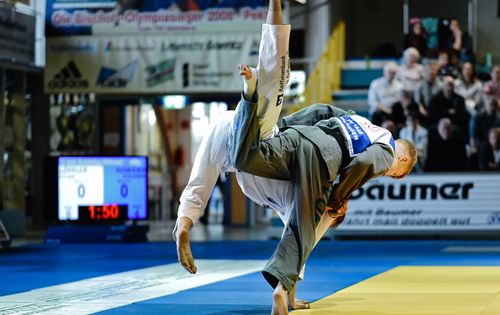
173;217;197;274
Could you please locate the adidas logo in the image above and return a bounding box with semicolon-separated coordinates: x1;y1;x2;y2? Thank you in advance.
48;61;89;89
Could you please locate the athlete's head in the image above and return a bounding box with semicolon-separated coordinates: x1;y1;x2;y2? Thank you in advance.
385;139;417;179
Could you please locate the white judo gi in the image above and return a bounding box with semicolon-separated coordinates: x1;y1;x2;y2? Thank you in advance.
176;24;336;277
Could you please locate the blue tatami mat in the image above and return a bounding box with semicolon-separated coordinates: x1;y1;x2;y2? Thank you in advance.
1;240;500;315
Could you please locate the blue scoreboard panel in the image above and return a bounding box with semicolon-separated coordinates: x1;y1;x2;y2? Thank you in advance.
58;156;148;221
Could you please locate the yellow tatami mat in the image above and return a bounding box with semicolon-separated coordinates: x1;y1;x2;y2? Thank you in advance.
293;267;500;315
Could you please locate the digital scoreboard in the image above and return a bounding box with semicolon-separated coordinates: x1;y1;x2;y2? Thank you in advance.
58;156;148;222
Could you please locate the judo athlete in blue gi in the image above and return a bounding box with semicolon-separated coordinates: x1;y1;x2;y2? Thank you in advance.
230;84;417;315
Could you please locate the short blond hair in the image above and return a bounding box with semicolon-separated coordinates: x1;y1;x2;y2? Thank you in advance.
394;139;418;178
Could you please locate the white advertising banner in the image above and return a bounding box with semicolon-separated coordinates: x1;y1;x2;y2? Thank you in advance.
44;33;261;93
338;173;500;232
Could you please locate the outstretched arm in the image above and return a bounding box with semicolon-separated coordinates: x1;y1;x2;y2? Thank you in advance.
173;112;233;274
174;0;290;276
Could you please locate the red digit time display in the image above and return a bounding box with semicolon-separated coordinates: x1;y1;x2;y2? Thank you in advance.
78;204;128;223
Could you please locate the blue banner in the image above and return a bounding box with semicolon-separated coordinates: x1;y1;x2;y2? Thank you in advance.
46;0;271;36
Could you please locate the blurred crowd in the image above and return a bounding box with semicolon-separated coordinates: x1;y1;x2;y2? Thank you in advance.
368;18;500;172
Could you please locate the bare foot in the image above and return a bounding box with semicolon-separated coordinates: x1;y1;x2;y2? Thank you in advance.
272;283;288;315
238;63;257;101
291;298;310;309
288;285;310;310
237;64;253;80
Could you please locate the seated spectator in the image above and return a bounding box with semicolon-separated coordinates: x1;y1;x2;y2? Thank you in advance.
428;76;470;138
391;89;420;129
382;119;398;139
478;127;500;171
368;62;403;125
399;111;428;172
437;51;461;79
404;18;428;58
455;62;483;114
415;63;443;117
425;118;467;172
471;97;500;150
484;66;500;101
447;18;475;63
397;47;425;93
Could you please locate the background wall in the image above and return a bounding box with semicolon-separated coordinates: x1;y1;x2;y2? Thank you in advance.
409;0;469;29
331;0;403;58
476;0;500;64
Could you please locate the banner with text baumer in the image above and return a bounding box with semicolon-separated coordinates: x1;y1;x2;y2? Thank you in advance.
338;173;500;232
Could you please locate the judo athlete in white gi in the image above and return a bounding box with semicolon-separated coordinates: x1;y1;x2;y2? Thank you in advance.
173;0;341;310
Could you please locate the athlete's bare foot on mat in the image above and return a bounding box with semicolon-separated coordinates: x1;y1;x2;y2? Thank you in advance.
288;285;311;310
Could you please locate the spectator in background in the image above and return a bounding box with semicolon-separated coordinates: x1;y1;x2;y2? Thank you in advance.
404;18;428;58
471;97;500;151
382;120;398;139
415;62;443;118
484;66;500;101
437;51;461;79
368;62;403;125
447;18;475;63
397;47;424;93
425;118;467;172
455;62;483;114
479;127;500;171
391;89;420;129
428;76;470;137
399;111;428;172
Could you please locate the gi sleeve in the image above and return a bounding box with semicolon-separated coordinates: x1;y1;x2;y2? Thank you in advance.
279;103;353;128
177;114;232;224
328;143;394;210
